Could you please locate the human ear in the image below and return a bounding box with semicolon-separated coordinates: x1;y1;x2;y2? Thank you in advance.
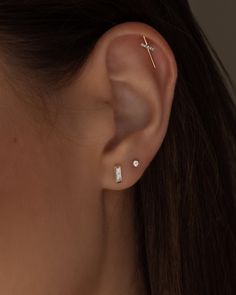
76;22;177;190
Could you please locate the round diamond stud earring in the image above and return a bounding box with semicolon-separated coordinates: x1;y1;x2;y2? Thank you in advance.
132;160;140;168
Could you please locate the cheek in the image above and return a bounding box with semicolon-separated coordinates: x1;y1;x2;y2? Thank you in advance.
0;130;104;293
53;101;113;191
0;131;101;198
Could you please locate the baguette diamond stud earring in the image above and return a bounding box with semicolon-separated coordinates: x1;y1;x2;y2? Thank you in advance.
114;165;122;183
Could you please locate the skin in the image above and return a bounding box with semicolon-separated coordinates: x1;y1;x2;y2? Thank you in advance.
0;22;177;295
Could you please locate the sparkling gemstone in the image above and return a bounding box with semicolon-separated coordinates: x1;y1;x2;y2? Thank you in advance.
114;166;122;183
133;160;139;167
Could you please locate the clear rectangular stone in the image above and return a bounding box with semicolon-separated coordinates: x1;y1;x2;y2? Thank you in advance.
114;166;122;183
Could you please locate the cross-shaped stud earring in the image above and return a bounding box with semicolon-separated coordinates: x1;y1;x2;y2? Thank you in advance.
140;35;157;69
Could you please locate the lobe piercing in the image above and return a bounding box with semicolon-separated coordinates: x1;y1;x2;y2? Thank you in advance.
114;160;140;183
133;160;140;168
140;35;156;69
114;165;122;183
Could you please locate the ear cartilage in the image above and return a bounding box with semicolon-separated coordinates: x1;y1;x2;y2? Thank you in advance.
140;35;156;69
114;165;123;183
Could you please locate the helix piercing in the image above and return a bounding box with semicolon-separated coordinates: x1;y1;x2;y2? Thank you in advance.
140;35;156;69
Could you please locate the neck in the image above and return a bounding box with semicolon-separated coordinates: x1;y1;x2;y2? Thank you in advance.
95;189;145;295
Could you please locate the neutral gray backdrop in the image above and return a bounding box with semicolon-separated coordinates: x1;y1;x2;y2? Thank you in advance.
189;0;235;83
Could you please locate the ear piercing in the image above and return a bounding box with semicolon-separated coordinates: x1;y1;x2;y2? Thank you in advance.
140;35;156;69
114;159;140;184
133;160;140;167
114;165;123;183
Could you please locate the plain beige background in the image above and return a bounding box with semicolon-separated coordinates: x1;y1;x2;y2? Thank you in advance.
190;0;236;83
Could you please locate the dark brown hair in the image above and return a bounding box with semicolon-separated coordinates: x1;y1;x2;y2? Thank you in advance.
0;1;235;294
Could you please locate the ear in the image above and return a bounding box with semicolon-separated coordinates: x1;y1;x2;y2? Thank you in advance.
77;22;177;190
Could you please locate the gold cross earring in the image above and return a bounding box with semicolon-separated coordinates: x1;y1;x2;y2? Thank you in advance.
140;35;157;69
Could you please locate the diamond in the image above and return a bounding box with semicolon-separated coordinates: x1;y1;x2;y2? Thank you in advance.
133;160;140;168
141;43;155;51
114;165;122;183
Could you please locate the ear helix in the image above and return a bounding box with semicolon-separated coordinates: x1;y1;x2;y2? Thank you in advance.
114;160;140;184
